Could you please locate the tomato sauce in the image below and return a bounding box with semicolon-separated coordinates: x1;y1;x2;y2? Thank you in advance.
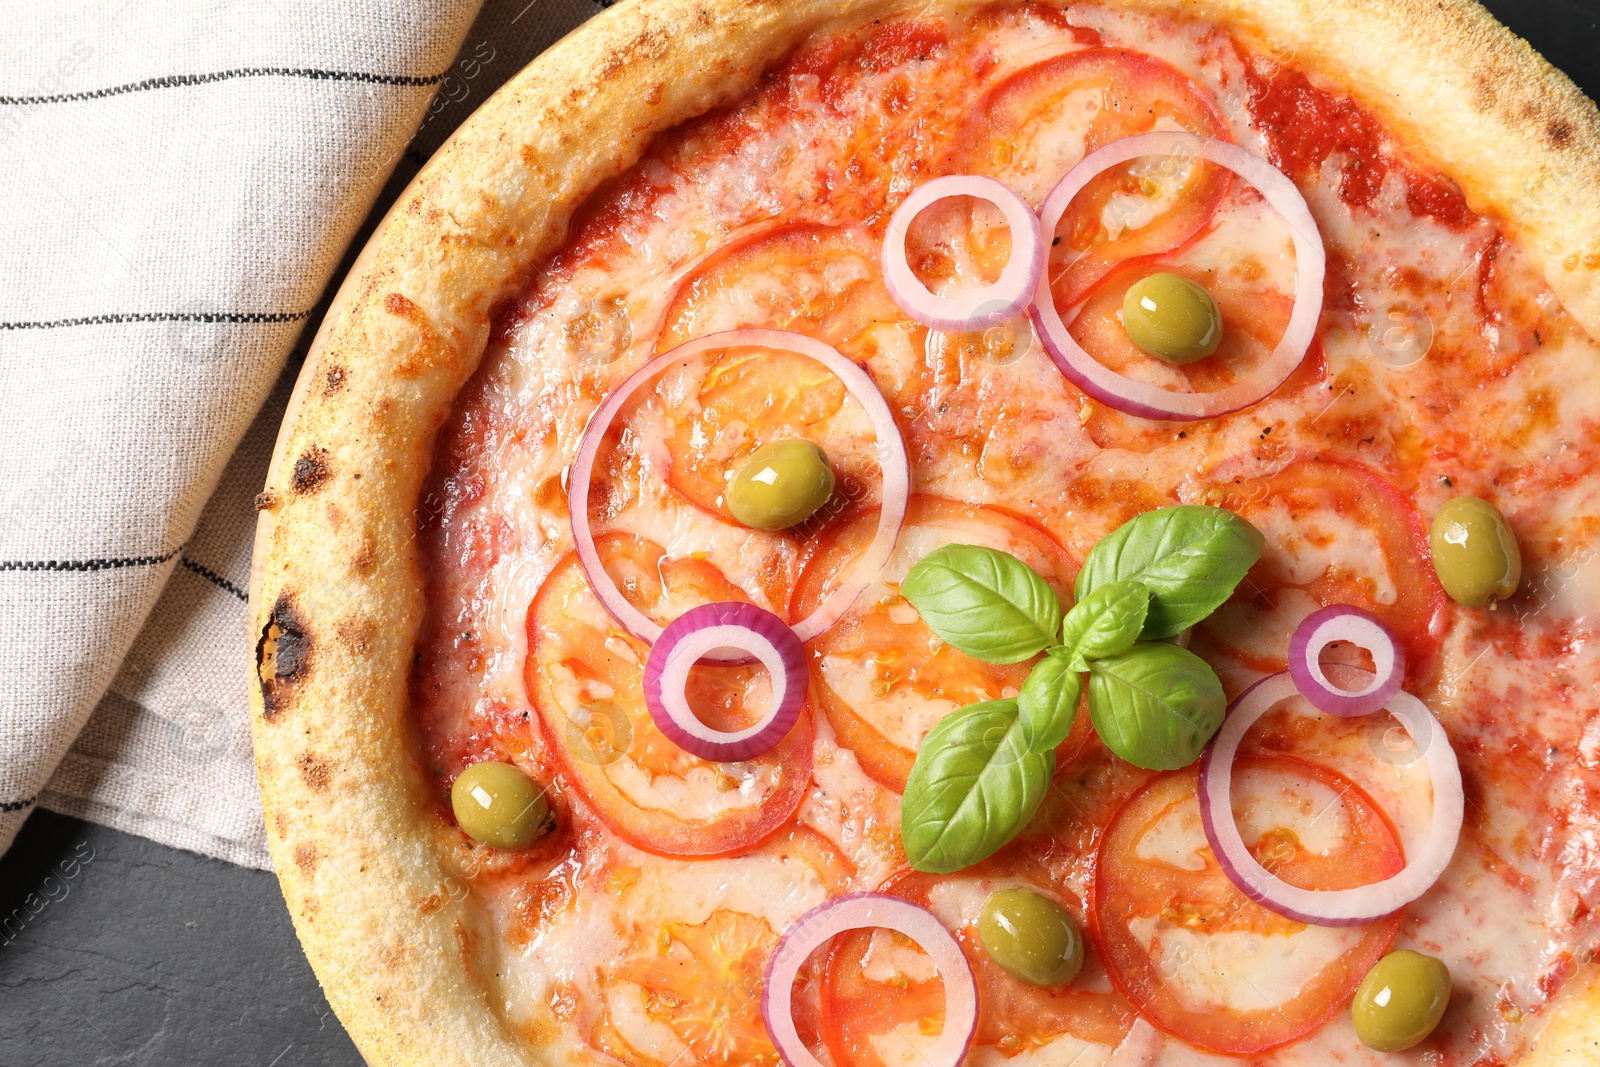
1242;60;1472;225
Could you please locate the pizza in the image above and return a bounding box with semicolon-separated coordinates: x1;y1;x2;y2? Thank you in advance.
247;1;1600;1064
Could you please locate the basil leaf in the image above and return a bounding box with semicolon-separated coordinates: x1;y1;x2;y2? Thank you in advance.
1086;642;1226;770
901;699;1055;874
1058;579;1150;670
1074;506;1264;639
900;545;1064;664
1017;651;1082;751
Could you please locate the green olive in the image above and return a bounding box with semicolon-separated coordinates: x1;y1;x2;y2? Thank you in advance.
1430;496;1521;608
726;439;835;531
977;887;1084;987
1352;949;1452;1052
1121;272;1223;364
450;761;550;850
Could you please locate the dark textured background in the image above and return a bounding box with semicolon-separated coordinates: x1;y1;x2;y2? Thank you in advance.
1;2;1594;1064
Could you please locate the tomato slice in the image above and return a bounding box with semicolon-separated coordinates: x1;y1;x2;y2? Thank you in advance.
659;223;903;354
593;825;852;1067
1069;263;1293;399
656;226;1088;508
611;908;779;1066
1092;757;1404;1055
652;223;912;523
788;496;1087;792
525;534;812;856
757;823;858;895
1195;459;1447;680
1047;147;1322;447
820;855;1134;1067
960;48;1231;308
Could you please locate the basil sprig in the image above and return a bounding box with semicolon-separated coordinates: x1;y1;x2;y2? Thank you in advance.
898;544;1062;663
900;699;1053;874
1017;651;1082;751
897;505;1261;873
1074;504;1265;639
1087;643;1226;771
1056;579;1150;670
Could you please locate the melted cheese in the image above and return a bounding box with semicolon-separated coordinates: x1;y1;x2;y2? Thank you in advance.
616;851;829;931
1128;914;1365;1013
859;928;940;984
603;758;779;816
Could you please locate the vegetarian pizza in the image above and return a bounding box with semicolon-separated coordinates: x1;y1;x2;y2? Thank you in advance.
248;1;1600;1064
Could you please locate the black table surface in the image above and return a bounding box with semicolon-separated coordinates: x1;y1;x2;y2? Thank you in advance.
2;3;1595;1064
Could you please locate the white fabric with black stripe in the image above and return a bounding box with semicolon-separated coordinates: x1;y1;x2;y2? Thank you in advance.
0;0;604;866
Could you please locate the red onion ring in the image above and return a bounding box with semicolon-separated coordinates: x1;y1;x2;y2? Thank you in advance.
762;893;978;1067
568;328;909;648
642;601;806;762
1198;671;1463;927
1288;605;1405;717
882;175;1045;331
1030;132;1326;421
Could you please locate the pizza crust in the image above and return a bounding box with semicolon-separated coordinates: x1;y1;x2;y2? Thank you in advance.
248;1;1600;1063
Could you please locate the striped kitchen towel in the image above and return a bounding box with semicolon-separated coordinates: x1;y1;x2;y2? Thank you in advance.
0;0;603;867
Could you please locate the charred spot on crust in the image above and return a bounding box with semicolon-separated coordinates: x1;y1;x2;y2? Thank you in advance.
291;448;331;495
335;614;378;655
599;25;670;79
322;365;347;397
296;752;333;793
349;542;377;577
257;593;311;720
293;842;318;875
1546;118;1575;150
253;489;279;512
383;291;418;322
1469;70;1496;113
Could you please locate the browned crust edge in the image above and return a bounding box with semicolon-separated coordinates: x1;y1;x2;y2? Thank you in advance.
248;1;1600;1064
